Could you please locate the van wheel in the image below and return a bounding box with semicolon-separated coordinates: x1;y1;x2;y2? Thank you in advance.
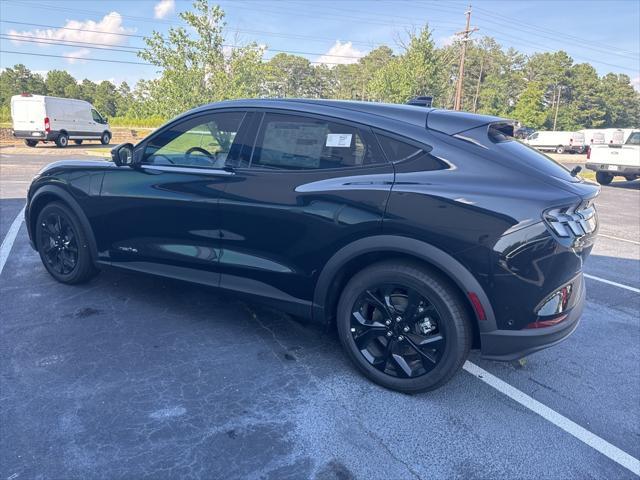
55;133;69;148
596;171;614;185
35;202;98;284
555;145;565;154
100;132;111;145
24;139;38;147
336;261;472;393
74;140;83;145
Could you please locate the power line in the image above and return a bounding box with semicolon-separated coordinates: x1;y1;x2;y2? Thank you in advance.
0;50;155;65
0;31;370;60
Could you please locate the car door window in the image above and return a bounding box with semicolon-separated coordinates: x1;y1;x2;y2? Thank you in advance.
91;109;104;123
251;113;384;170
143;112;246;168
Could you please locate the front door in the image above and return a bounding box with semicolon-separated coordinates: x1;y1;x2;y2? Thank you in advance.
216;111;395;314
94;110;248;286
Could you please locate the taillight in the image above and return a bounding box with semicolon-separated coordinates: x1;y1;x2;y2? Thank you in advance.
586;146;591;159
544;203;597;239
44;117;50;133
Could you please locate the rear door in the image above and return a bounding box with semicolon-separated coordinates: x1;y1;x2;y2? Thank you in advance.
215;110;394;314
11;97;44;131
96;109;249;285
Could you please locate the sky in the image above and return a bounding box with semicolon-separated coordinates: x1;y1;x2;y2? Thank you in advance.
1;0;639;90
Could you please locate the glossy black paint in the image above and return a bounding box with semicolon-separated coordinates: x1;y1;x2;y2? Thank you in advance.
26;99;600;360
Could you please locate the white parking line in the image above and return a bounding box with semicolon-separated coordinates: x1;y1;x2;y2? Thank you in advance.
584;273;640;294
598;233;640;245
0;206;25;276
464;361;640;476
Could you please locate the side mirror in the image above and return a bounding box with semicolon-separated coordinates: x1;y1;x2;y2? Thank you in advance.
111;143;135;167
104;117;109;124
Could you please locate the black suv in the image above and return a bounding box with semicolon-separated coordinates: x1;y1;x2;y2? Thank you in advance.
26;99;599;392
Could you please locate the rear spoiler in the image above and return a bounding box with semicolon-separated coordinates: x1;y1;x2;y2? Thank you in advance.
426;109;513;136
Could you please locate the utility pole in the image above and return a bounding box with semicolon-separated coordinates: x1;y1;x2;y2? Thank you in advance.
454;5;478;111
553;85;562;131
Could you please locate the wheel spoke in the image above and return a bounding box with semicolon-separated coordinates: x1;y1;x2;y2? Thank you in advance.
365;289;391;317
404;333;443;364
402;290;421;321
353;327;387;350
391;353;415;378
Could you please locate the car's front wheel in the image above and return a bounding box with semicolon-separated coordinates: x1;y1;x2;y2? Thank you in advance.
35;202;98;284
100;132;111;145
596;171;614;185
337;261;472;393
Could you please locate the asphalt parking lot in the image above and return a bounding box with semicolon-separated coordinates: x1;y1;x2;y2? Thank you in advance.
1;151;639;480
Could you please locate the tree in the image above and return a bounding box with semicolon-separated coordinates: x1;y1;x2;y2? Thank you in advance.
0;64;46;107
512;81;546;128
369;26;447;104
138;0;264;116
45;70;77;97
94;81;118;116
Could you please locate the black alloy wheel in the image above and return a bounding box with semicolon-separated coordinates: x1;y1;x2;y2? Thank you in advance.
337;261;471;393
38;211;79;275
35;202;98;284
350;284;445;378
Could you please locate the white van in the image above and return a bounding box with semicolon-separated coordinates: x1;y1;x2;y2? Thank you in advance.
11;94;111;148
580;129;606;146
524;130;586;154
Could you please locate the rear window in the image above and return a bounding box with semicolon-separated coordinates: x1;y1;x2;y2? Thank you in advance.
626;132;640;145
458;123;578;182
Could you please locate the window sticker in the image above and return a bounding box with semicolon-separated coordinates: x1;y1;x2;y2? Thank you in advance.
326;133;352;147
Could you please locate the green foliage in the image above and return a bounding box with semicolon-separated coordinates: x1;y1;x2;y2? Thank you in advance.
513;81;546;129
0;0;638;130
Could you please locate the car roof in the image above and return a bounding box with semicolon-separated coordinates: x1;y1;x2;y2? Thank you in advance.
174;98;510;137
188;98;433;128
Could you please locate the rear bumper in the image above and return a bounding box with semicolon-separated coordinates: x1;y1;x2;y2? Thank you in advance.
479;273;585;361
13;130;57;141
586;163;640;175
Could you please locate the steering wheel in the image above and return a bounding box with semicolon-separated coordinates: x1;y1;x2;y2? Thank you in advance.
185;146;216;165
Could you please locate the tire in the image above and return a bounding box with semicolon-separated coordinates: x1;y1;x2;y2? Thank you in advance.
100;132;111;145
74;140;83;145
55;133;69;148
24;139;38;147
555;145;565;154
624;175;637;182
35;202;98;284
336;261;472;393
596;171;614;185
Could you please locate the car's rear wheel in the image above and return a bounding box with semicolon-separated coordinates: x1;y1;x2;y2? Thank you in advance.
74;139;83;145
55;133;68;148
100;132;111;145
596;171;614;185
35;202;97;284
337;261;472;393
24;139;38;147
555;145;565;154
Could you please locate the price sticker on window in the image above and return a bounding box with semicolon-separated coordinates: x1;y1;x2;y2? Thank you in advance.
326;133;352;147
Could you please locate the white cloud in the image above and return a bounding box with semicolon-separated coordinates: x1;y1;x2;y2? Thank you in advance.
8;12;133;47
316;41;363;67
436;34;457;47
154;0;175;19
64;48;91;64
632;76;640;92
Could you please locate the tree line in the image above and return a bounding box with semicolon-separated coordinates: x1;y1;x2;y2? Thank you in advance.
1;0;638;130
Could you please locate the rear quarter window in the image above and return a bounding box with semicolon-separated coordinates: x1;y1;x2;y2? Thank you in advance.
375;132;445;171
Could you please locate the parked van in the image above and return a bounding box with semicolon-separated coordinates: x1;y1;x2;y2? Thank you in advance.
606;128;636;145
11;94;111;148
525;131;585;154
580;129;606;146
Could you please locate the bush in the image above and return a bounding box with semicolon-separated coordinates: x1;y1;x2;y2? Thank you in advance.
108;116;167;128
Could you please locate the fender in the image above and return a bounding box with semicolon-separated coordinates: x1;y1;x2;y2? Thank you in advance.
28;185;99;265
312;235;497;331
